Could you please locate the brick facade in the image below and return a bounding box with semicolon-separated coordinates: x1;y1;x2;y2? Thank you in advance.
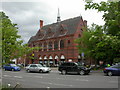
24;16;90;66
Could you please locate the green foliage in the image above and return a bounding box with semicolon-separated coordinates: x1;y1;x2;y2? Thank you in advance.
85;1;120;36
113;58;120;63
1;12;40;63
75;0;120;64
75;24;120;63
1;12;22;63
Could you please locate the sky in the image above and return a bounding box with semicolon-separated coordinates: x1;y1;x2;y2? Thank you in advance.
1;0;107;43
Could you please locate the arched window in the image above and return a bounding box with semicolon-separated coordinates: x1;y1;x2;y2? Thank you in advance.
33;43;35;47
48;42;52;50
78;34;81;38
54;41;58;49
60;40;64;49
39;43;42;51
68;40;71;45
43;42;47;51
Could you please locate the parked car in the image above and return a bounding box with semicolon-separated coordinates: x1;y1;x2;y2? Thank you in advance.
58;62;91;75
103;64;120;76
17;64;24;68
25;64;51;73
3;64;21;71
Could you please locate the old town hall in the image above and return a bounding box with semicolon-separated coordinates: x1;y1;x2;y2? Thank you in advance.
18;10;88;66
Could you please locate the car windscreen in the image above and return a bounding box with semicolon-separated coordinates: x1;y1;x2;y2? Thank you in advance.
37;64;43;67
75;62;83;66
111;65;119;68
11;64;17;67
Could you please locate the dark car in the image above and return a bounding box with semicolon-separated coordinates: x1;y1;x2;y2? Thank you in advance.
58;62;91;75
3;64;21;71
103;64;120;76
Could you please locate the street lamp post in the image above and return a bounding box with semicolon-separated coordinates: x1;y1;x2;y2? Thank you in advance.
24;54;26;68
81;52;84;65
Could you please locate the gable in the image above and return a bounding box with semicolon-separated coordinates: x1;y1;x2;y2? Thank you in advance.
28;16;86;43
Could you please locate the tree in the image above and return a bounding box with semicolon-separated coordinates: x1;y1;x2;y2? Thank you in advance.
1;12;40;63
1;12;22;63
75;0;120;64
85;0;120;36
75;24;120;64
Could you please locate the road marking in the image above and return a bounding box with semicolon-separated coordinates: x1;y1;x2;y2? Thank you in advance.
53;83;73;87
34;76;43;78
46;87;50;89
41;82;73;87
109;81;118;83
3;75;11;77
14;76;23;78
76;79;89;81
11;72;20;73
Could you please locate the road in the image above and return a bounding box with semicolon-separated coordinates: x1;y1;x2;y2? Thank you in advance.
2;69;119;88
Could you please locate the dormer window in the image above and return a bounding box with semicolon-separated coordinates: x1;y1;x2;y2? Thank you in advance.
60;29;64;35
38;30;44;39
47;27;54;38
59;25;68;36
38;33;44;38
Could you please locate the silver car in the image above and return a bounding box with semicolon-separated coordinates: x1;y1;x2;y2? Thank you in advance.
25;64;51;73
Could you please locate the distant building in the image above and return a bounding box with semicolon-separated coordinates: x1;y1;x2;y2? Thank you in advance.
24;11;92;66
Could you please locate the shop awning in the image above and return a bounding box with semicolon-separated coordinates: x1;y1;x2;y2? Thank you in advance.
39;57;42;60
44;56;47;59
49;56;53;59
60;55;65;59
55;56;58;59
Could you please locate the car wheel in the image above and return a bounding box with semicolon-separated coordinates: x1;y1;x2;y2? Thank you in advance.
61;70;66;75
107;71;113;76
27;69;30;73
4;68;6;71
39;69;43;73
47;71;50;73
11;69;14;71
79;70;85;75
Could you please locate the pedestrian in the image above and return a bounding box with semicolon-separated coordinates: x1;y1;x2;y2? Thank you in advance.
107;64;111;67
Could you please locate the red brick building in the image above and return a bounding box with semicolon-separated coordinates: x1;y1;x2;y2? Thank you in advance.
25;14;88;66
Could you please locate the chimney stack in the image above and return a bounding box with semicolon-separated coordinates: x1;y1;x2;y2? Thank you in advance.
40;20;43;28
84;20;87;27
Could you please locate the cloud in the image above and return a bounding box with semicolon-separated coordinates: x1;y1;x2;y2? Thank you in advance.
1;0;105;43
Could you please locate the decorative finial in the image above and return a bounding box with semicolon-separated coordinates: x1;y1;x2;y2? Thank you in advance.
57;8;61;23
80;14;82;17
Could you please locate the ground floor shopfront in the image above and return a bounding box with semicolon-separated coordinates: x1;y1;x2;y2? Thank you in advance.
25;49;94;67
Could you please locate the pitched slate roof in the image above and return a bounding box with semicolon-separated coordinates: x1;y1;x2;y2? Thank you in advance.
28;16;82;44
